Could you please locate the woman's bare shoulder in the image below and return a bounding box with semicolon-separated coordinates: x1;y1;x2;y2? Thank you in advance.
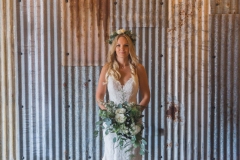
136;63;146;73
102;63;110;72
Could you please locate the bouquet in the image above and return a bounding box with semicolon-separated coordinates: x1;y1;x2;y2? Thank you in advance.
94;101;147;155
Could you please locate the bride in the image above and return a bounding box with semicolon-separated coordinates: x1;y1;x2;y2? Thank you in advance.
96;29;150;160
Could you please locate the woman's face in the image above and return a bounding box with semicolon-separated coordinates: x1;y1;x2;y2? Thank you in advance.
115;36;129;59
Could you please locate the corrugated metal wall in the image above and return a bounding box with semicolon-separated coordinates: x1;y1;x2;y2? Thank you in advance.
167;0;211;159
0;0;240;159
61;0;109;66
16;0;63;159
210;0;240;14
0;0;17;159
209;14;240;160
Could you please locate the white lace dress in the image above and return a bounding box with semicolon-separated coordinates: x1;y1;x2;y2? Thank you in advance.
102;76;142;160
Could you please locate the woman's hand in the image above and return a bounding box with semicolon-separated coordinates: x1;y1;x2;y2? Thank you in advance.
96;99;107;110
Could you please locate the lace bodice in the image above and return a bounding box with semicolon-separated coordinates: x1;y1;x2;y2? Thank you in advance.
107;76;139;104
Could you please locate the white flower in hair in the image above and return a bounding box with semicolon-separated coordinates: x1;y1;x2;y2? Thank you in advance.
108;29;136;45
117;29;126;34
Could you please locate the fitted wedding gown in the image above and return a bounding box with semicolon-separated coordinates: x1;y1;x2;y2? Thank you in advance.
102;76;142;160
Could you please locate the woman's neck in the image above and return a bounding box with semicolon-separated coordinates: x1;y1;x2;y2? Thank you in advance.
117;57;129;69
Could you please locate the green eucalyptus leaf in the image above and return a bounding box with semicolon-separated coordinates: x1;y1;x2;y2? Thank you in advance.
113;137;116;143
118;104;123;108
95;120;103;125
105;130;109;135
140;149;145;155
142;139;147;145
94;130;99;137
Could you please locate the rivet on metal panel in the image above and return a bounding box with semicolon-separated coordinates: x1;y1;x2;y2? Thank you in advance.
212;55;216;58
166;142;172;148
160;156;162;158
212;106;215;109
161;54;163;57
66;53;70;56
159;128;164;136
216;3;219;6
160;105;163;107
19;0;21;2
160;2;163;5
84;79;91;86
22;157;24;159
68;156;71;159
20;52;23;55
88;156;91;159
22;105;24;108
114;2;117;5
68;105;70;108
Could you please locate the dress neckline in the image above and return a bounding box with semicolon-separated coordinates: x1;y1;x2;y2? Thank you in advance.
113;77;133;87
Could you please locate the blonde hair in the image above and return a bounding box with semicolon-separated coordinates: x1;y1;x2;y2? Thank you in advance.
105;34;139;83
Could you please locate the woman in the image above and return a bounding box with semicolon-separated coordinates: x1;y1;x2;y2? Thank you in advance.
96;29;150;160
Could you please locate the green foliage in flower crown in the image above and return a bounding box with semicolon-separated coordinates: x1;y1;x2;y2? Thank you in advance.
94;101;147;157
108;29;137;45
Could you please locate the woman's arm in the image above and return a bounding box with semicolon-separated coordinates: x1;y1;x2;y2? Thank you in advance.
137;64;150;111
96;64;109;110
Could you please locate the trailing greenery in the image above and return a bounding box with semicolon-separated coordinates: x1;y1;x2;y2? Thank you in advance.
94;101;147;157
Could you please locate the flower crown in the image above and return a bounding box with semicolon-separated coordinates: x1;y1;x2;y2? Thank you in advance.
108;29;136;45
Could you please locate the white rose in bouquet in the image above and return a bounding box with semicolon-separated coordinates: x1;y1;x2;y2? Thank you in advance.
115;108;126;114
115;114;126;123
117;29;125;34
131;125;141;135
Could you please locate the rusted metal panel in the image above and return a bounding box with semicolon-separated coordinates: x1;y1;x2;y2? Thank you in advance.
209;14;240;160
111;0;163;27
0;0;17;159
211;0;240;14
167;0;211;159
61;0;110;66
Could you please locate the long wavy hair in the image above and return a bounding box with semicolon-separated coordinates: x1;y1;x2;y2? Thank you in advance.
105;34;139;83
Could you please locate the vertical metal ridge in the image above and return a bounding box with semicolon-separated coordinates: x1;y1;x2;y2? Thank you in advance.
0;1;7;159
212;14;220;159
226;15;233;160
202;1;210;159
219;15;227;160
208;15;214;160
